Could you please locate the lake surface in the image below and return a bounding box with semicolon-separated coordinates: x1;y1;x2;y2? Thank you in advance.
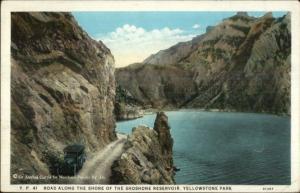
116;111;290;185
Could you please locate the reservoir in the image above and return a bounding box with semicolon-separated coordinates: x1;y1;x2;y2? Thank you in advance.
116;111;290;185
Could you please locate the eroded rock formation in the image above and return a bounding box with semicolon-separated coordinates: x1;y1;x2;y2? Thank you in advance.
11;12;116;183
110;112;174;184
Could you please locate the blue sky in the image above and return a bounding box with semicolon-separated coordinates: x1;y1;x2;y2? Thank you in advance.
73;12;287;67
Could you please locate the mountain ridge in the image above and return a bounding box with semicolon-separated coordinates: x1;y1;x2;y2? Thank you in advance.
116;12;291;115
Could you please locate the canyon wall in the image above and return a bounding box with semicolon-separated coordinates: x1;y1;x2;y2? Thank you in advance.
11;12;116;183
116;12;291;114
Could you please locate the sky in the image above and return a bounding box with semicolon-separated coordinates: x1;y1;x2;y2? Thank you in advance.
73;12;287;68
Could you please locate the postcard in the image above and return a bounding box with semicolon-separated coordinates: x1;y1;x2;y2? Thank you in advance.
1;0;300;192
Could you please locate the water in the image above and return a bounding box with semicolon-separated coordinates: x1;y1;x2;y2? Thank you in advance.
116;111;290;185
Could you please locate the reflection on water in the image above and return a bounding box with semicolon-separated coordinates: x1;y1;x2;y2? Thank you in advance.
116;111;290;185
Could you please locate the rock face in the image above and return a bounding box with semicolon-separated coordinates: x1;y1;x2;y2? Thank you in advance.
116;13;291;114
115;86;144;120
116;63;198;108
110;112;174;184
115;102;144;121
11;12;116;183
153;112;173;169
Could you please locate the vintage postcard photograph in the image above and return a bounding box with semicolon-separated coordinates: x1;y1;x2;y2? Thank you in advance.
1;1;300;192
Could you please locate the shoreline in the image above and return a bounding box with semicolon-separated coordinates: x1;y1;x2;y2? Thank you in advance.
144;107;290;117
116;107;290;123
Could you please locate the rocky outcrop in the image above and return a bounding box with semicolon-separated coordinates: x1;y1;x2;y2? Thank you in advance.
115;86;144;120
110;112;174;184
153;112;173;169
116;12;291;114
115;102;144;121
11;12;116;183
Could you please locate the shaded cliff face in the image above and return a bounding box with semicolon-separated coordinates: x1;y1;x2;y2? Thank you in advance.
11;12;116;182
110;112;174;184
116;12;291;114
114;86;144;121
116;63;197;108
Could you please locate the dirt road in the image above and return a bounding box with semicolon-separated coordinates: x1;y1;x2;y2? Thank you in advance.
73;134;127;184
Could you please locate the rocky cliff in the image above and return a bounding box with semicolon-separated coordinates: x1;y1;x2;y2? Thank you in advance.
11;12;116;183
115;86;144;121
116;12;291;114
110;112;174;184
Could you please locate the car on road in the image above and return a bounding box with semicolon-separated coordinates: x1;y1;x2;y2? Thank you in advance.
60;144;86;176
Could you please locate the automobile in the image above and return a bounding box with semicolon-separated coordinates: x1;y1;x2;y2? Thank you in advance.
60;144;86;176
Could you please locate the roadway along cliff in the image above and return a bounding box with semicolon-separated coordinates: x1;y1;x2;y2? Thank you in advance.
11;12;116;183
74;134;127;184
10;12;176;185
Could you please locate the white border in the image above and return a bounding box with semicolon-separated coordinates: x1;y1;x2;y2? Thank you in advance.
1;1;300;192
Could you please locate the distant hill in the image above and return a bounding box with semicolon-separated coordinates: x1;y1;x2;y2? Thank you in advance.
116;12;291;114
